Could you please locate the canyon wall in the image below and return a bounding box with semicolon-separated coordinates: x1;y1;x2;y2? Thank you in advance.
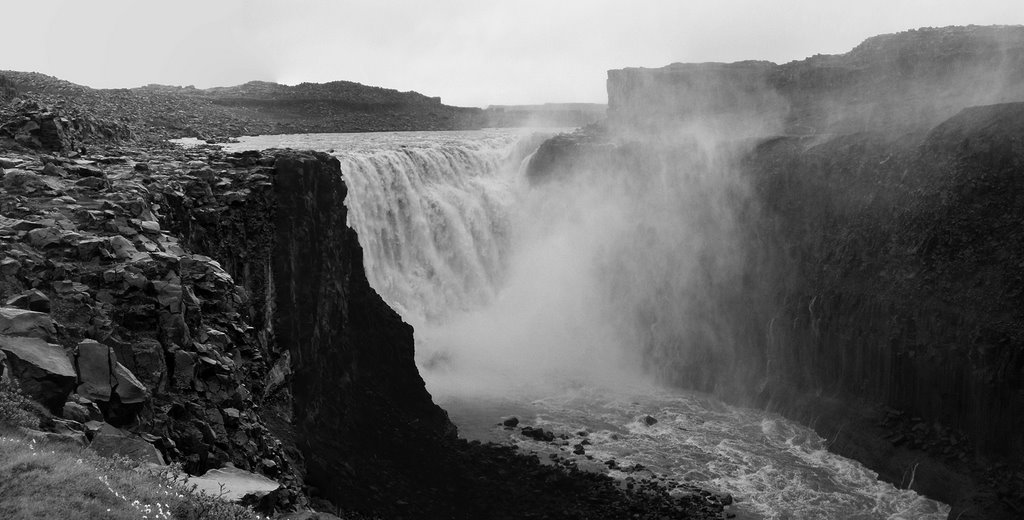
609;26;1024;136
165;150;457;513
533;26;1024;518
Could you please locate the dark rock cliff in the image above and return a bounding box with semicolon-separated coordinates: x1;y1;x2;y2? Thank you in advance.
269;152;457;505
532;25;1024;519
162;150;456;512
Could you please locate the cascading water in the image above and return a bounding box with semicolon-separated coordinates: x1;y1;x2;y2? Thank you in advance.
218;130;950;519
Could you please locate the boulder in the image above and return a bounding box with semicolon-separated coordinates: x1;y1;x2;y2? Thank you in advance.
112;363;147;404
88;423;165;465
0;308;56;340
26;227;64;248
107;235;139;259
62;400;91;423
41;163;68;178
0;335;76;411
3;169;47;190
4;289;51;313
75;340;115;401
76;237;111;260
74;340;148;405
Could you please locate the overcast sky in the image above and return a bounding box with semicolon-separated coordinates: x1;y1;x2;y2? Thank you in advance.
4;1;1021;107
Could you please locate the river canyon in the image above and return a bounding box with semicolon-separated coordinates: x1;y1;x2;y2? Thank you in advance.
1;23;1022;520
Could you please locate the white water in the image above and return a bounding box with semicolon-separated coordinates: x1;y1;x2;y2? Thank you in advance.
215;130;950;520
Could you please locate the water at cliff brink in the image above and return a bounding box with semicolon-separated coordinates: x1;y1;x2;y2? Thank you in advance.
216;130;949;520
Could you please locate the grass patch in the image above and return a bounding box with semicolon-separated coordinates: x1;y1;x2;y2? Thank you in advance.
0;378;41;429
0;430;268;520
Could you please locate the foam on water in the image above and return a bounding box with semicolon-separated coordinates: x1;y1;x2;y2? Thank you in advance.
493;386;948;519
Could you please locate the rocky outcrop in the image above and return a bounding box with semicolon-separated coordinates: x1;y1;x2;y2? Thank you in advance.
0;142;304;512
0;99;133;151
608;26;1024;136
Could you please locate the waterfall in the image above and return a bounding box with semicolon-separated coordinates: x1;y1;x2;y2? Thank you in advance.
336;130;645;396
339;132;542;324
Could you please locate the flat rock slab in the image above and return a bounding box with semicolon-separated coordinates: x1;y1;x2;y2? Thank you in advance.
186;465;281;501
88;423;165;465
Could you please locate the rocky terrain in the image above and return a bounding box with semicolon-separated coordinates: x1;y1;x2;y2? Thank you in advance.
530;26;1024;519
0;71;484;141
0;94;728;518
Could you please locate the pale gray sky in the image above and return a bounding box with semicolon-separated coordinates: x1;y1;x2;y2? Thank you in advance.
5;1;1022;107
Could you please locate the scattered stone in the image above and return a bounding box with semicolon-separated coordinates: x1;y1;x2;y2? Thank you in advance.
502;416;520;428
520;426;556;442
642;415;658;426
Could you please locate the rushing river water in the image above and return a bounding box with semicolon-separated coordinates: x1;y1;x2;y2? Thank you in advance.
204;130;950;519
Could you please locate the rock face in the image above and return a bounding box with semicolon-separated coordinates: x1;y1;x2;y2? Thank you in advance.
608;26;1024;136
272;151;457;494
532;25;1024;519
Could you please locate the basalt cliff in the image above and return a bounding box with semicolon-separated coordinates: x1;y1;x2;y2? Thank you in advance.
530;25;1024;519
